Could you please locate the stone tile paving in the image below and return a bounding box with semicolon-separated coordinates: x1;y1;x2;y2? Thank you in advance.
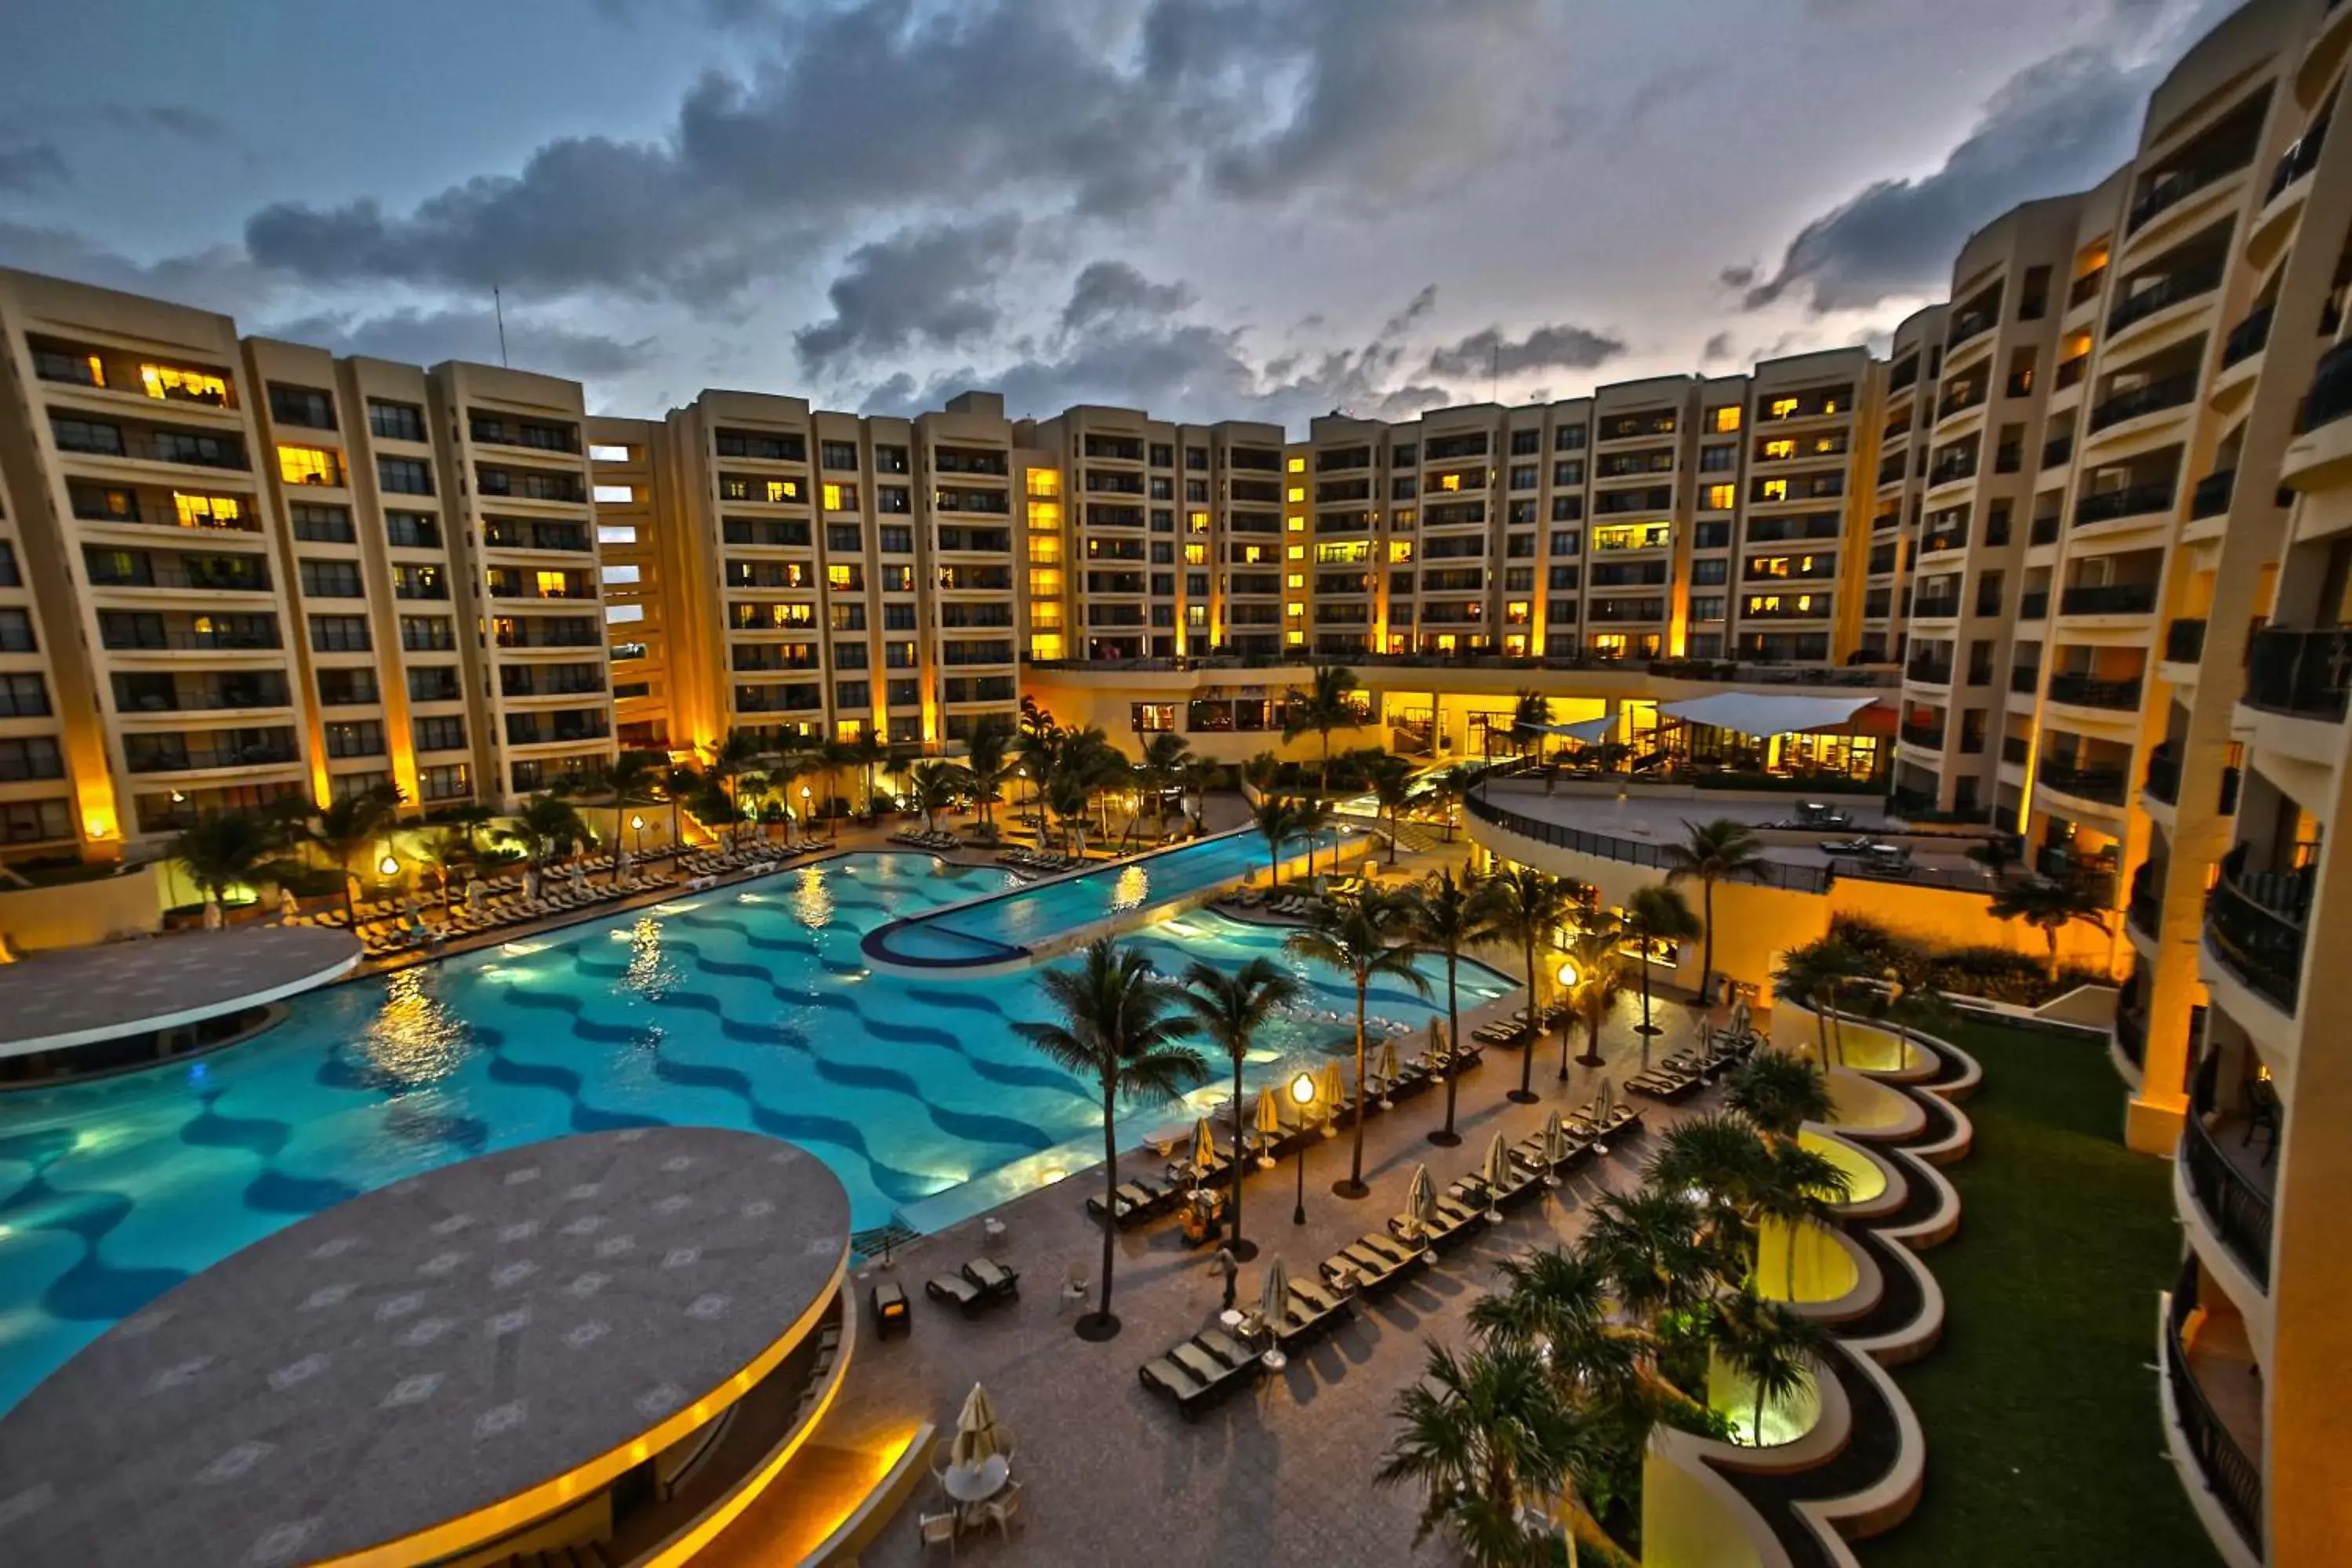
746;988;1726;1565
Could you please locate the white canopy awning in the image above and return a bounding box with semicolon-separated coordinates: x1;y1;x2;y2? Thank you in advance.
1657;691;1879;738
1527;713;1619;744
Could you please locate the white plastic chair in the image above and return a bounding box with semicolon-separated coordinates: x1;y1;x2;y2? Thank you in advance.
919;1510;960;1554
981;1480;1025;1539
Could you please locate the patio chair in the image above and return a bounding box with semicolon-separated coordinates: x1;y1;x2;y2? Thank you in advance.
980;1480;1024;1539
919;1510;959;1554
1062;1260;1089;1308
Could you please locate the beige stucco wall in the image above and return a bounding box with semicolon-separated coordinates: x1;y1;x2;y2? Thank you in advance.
0;862;164;951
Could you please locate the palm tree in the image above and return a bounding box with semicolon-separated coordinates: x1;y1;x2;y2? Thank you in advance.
815;737;859;822
1661;818;1770;1008
1252;796;1303;890
1011;938;1206;1339
1282;662;1365;792
1135;731;1192;840
702;729;762;827
1713;1290;1832;1448
658;764;702;854
1425;764;1473;844
1286;889;1432;1196
962;713;1015;833
1474;865;1577;1102
1377;1341;1606;1568
1174;755;1218;838
1752;1138;1852;1299
172;808;281;920
1624;884;1702;1068
843;730;889;819
1175;957;1302;1261
1363;752;1419;866
303;785;398;927
1045;770;1093;857
1290;795;1335;882
1563;921;1629;1070
1770;938;1869;1069
570;750;661;878
1406;868;1492;1146
1724;1051;1831;1141
411;826;474;906
500;793;588;876
1581;1185;1719;1337
1509;688;1552;758
1965;833;2022;882
907;758;964;834
1987;874;2113;980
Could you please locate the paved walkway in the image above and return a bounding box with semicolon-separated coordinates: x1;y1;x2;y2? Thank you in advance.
709;988;1727;1565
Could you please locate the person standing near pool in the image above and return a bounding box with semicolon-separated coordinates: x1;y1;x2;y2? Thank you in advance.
1211;1244;1238;1310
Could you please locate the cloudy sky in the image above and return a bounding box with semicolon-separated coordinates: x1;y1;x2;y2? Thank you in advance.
0;0;2235;433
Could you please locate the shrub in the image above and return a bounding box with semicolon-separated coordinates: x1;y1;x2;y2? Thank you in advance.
1825;914;2105;1007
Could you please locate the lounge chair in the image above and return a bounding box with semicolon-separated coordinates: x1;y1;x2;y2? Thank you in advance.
1139;1329;1260;1419
924;1258;1019;1316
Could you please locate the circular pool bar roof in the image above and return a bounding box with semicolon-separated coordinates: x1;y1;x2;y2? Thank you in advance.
0;924;361;1059
0;1127;849;1567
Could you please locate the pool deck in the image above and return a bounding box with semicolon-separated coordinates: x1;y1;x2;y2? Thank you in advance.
698;985;1737;1566
1473;782;1996;880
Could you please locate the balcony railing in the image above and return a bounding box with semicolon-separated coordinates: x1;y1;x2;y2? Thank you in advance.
1911;595;1961;619
2220;305;2274;369
2114;999;2147;1067
2145;746;2181;804
124;735;300;773
1907;658;1954;685
2089;373;2198;433
2206;844;2311;1013
53;427;249;470
2074;481;2176;528
2046;673;2143;710
2058;583;2158;617
2297;339;2352;434
2129;150;2252;234
1936;384;1987;421
2189;470;2236;521
2068;266;2109;307
2184;1067;2275;1290
1465;791;1835;893
2002;734;2032;765
1900;722;1947;750
2242;626;2352;719
2038;764;2127;804
1946;307;1995;346
2164;1262;2264;1555
2019;591;2049;620
2128;865;2163;941
2042;434;2074;470
2165;618;2208;662
2010;666;2042;694
2106;259;2225;335
2266;111;2328;202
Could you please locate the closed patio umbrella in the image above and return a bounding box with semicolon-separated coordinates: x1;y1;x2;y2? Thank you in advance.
952;1382;1004;1467
1425;1017;1448;1068
1405;1163;1439;1258
1541;1111;1568;1187
1254;1086;1283;1168
524;865;541;902
201;896;223;929
569;863;587;894
1730;995;1752;1040
1596;1075;1616;1123
277;885;300;922
1316;1061;1346;1135
1481;1131;1512;1220
1374;1036;1401;1107
466;878;488;917
1258;1256;1290;1343
1189;1116;1218;1183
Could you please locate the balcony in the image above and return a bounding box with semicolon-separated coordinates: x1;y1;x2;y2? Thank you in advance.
2042;434;2074;470
123;729;300;774
2145;745;2180;804
2206;844;2312;1014
2002;734;2032;766
2161;1265;2264;1558
1936;383;1987;422
2127;864;2163;941
2058;582;2157;617
2220;306;2274;370
1919;524;1967;555
1900;721;1947;750
1911;594;1961;619
2296;339;2352;433
2183;1059;2276;1290
2089;373;2198;433
2166;617;2209;662
52;424;248;470
1907;655;1955;686
2189;470;2236;521
2265;111;2328;201
2010;665;2042;694
87;555;271;593
2068;266;2109;307
2038;762;2128;805
2241;626;2352;719
2073;481;2176;528
2047;673;2143;710
1946;307;1996;347
2128;149;2251;234
2106;259;2225;335
2020;591;2050;620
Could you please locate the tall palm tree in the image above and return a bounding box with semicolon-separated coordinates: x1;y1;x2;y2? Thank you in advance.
411;826;474;906
1363;752;1419;866
1770;938;1869;1069
1581;1185;1719;1338
1045;770;1094;857
1563;921;1630;1072
659;764;702;854
1713;1290;1832;1448
1421;764;1472;844
1661;818;1770;1008
1406;868;1492;1146
962;713;1015;833
1253;796;1304;889
702;728;762;826
844;730;889;819
1377;1341;1609;1568
1724;1050;1831;1140
1011;938;1206;1339
1286;889;1433;1196
303;784;398;927
1751;1138;1852;1299
1473;865;1577;1102
1174;755;1219;838
1624;884;1702;1068
1509;688;1552;758
500;793;588;875
1290;795;1335;882
172;808;281;920
1987;874;2113;979
1175;957;1302;1261
907;758;964;834
1135;731;1192;840
1282;662;1365;792
570;750;661;878
816;737;861;822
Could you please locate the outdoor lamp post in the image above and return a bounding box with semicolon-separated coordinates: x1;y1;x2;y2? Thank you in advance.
377;852;400;879
629;813;645;853
1555;956;1581;1080
1290;1070;1316;1225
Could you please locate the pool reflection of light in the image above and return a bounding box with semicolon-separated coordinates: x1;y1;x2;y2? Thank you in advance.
794;866;834;929
361;970;469;1087
1110;864;1149;913
622;916;678;998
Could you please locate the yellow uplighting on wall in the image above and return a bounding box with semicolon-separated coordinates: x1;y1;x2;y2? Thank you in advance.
1287;456;1305;473
1287;486;1305;503
1287;515;1305;532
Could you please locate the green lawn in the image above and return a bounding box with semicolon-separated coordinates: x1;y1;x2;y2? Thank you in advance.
1862;1019;2220;1568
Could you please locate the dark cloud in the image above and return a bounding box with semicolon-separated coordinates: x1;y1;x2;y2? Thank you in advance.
96;105;230;145
241;0;1573;308
1425;322;1626;379
1737;0;2233;313
1061;261;1196;331
793;215;1022;373
0;220;285;318
0;143;69;193
264;307;658;382
1701;331;1735;362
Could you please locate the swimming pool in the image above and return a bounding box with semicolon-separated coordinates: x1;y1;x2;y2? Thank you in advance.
0;851;1511;1412
864;826;1354;967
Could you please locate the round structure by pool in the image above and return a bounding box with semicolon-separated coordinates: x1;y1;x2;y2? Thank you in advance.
0;1127;848;1568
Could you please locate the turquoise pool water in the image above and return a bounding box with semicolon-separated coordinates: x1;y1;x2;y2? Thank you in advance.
871;826;1349;963
0;851;1509;1412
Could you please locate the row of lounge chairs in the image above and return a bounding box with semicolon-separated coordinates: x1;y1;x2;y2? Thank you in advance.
995;846;1083;873
675;842;818;884
1472;1001;1573;1047
923;1257;1020;1316
889;829;963;852
1087;1041;1486;1231
1139;1276;1356;1418
1627;1026;1764;1102
296;868;687;959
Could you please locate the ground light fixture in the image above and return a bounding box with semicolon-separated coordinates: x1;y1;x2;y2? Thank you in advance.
1289;1069;1316;1225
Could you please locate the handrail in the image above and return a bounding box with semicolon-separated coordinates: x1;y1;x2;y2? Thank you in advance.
2164;1261;2265;1552
2205;845;2310;1014
2180;1101;2274;1290
1464;790;1834;894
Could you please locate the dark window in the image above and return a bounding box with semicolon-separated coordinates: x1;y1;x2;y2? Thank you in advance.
269;385;336;430
309;614;370;652
367;400;425;442
378;457;434;495
413;715;467;752
289;503;354;543
385;511;441;549
299;560;364;599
